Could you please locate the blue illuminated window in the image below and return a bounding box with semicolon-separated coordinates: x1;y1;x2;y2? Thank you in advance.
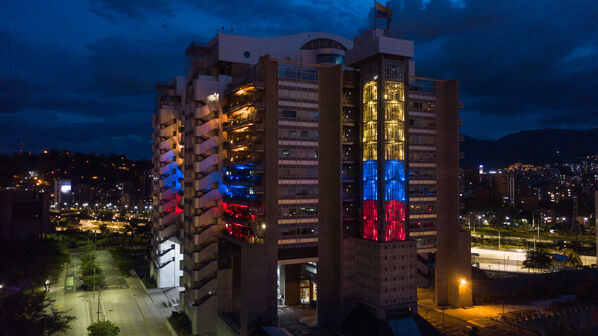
385;180;405;201
362;161;377;181
363;179;377;200
384;160;405;181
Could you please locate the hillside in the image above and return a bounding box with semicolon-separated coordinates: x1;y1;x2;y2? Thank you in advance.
461;128;598;168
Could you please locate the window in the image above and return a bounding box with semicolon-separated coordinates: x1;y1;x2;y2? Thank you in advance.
301;38;347;51
281;109;296;118
316;54;344;64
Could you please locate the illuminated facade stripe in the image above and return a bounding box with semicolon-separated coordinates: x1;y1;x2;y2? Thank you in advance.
360;60;407;241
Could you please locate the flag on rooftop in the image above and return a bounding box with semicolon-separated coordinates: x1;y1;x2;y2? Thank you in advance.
375;1;392;19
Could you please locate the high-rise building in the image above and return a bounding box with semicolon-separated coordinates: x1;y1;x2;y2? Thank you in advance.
150;77;185;289
153;28;471;335
53;178;73;206
0;190;50;240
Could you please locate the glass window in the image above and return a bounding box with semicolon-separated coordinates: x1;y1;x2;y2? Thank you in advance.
316;54;344;64
281;109;296;118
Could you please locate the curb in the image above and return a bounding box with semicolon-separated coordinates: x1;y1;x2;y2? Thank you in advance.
166;320;179;336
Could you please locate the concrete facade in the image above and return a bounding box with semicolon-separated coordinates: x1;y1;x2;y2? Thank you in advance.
153;29;470;335
434;80;472;307
0;190;49;240
150;78;185;289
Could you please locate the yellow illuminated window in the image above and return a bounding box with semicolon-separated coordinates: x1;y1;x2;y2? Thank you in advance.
363;81;377;104
362;80;378;162
385;143;404;161
385;82;404;102
363;143;377;161
384;80;405;161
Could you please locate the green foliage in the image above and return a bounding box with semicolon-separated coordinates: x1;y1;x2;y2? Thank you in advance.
562;249;582;267
48;230;151;251
80;253;102;277
81;274;106;290
79;252;106;290
80;253;97;264
98;224;109;234
0;292;74;336
109;247;146;276
0;238;70;289
87;320;120;336
523;249;553;270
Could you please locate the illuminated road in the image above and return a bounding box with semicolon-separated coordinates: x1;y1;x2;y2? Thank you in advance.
471;247;597;273
50;251;171;336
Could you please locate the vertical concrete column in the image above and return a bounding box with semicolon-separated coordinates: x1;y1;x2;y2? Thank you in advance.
435;80;472;307
377;55;386;242
238;56;279;335
317;65;344;327
284;264;300;305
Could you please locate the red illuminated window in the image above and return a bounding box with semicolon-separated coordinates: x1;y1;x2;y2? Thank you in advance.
385;200;405;241
362;200;378;240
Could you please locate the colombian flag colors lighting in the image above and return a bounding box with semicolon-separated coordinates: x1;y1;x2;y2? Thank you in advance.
361;77;406;241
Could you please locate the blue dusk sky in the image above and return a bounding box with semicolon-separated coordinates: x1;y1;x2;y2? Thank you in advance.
1;0;597;159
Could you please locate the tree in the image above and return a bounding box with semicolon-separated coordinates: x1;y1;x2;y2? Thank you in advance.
0;238;70;290
0;292;74;336
99;223;109;234
523;249;552;271
563;249;582;267
81;274;106;290
80;253;97;264
87;320;120;336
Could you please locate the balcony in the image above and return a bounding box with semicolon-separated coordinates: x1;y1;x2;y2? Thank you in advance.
223;117;264;133
223;138;264;152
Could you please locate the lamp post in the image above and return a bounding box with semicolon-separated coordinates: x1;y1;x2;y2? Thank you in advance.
441;306;445;333
495;230;501;250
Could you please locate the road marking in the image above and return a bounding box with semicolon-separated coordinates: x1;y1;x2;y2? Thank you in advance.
101;298;107;321
87;299;93;324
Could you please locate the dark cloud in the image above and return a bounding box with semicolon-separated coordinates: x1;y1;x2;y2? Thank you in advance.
0;0;596;158
85;36;185;96
90;0;174;20
390;0;598;138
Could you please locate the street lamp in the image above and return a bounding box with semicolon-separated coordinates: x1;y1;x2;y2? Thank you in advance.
460;278;467;286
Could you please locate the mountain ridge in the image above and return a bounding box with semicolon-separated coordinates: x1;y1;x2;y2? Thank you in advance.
461;128;598;168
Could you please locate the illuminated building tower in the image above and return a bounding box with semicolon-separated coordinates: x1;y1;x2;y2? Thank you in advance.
175;33;351;336
53;178;73;206
345;28;418;319
150;78;185;289
178;47;230;334
154;28;470;335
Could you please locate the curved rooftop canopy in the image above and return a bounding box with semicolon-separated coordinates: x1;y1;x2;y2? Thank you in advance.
301;38;348;51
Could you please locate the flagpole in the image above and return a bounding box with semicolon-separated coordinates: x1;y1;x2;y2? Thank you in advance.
373;0;376;30
386;1;392;36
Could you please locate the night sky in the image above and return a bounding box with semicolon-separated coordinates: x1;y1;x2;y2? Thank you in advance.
1;0;597;160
